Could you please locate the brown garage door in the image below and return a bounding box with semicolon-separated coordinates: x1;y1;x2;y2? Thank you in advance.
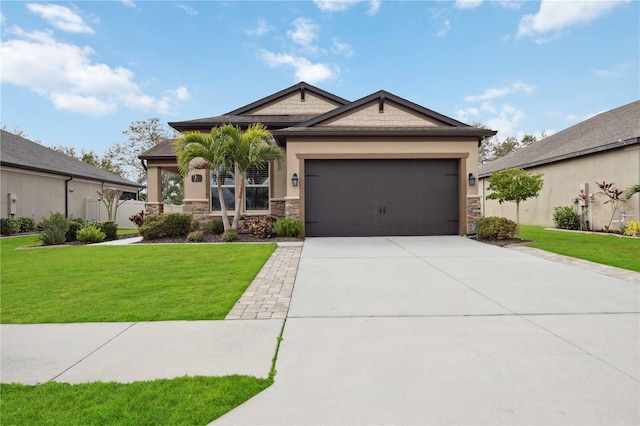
305;159;459;237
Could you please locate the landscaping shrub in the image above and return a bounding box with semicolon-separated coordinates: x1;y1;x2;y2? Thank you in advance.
1;218;18;236
76;225;106;244
246;214;277;238
129;210;146;228
187;230;204;242
623;219;640;237
476;216;518;240
17;217;37;233
66;218;84;242
138;213;191;240
96;221;118;241
38;212;69;245
222;229;238;242
190;220;201;232
203;217;224;235
139;221;166;240
274;217;303;238
553;206;581;230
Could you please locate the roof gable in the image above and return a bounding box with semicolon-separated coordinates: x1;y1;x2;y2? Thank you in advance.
299;90;470;128
0;130;141;188
479;100;640;176
228;82;349;115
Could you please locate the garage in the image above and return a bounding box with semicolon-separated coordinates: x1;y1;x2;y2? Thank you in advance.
304;159;460;237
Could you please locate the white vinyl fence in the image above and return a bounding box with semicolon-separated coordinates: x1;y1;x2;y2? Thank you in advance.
84;199;183;229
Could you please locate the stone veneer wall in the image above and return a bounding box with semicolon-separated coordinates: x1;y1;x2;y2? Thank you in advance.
271;199;285;218
183;200;210;223
145;202;164;215
467;196;481;234
285;199;300;218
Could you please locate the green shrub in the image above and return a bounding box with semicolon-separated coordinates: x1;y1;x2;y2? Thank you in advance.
187;230;204;242
190;220;201;232
222;229;238;242
143;214;159;224
17;216;37;233
96;221;118;241
38;212;70;245
66;218;84;242
139;221;166;240
476;216;517;240
76;225;106;244
246;214;277;238
274;217;303;238
553;206;581;230
162;213;192;237
1;218;19;236
203;217;224;235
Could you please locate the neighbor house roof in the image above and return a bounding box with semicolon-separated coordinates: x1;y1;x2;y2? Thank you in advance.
0;130;142;188
138;138;176;160
479;100;640;178
168;82;349;133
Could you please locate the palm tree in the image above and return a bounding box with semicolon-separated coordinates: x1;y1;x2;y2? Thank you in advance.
626;184;640;200
218;123;285;231
174;129;234;231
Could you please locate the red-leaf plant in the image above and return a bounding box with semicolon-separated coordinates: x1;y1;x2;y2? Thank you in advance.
595;181;625;231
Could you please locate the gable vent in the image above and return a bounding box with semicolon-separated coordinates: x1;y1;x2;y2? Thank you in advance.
301;87;306;102
379;95;385;113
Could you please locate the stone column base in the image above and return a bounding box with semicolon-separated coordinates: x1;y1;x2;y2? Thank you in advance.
467;195;481;234
285;198;300;219
145;202;164;216
184;199;210;223
271;199;285;218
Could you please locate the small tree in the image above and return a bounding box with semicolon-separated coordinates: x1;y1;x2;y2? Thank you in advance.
486;168;544;238
595;181;625;231
97;188;126;222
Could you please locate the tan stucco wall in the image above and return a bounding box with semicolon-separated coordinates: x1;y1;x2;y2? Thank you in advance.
247;92;341;115
479;146;640;231
321;101;443;127
1;166;138;222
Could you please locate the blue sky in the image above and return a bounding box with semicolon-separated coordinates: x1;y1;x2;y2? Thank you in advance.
1;0;638;154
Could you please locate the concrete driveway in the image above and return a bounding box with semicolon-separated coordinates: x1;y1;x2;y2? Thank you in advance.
216;236;640;425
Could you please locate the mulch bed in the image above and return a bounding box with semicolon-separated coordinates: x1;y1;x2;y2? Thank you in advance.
470;237;535;247
131;233;302;244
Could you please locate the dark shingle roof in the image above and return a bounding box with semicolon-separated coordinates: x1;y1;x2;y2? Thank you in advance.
0;130;142;188
168;114;319;132
139;138;176;160
479;100;640;177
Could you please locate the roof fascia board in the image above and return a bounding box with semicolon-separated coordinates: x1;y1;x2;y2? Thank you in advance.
226;82;349;115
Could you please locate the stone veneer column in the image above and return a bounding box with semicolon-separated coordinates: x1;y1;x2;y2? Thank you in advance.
284;198;300;219
183;200;210;223
270;199;285;218
145;202;164;215
467;196;481;234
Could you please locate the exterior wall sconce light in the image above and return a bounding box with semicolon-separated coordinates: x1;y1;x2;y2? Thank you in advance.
292;173;299;187
191;174;203;183
468;172;476;186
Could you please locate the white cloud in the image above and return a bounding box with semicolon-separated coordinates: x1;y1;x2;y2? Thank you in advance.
464;81;534;102
485;103;526;137
259;50;337;83
437;20;451;37
1;27;184;116
455;0;483;10
121;0;136;8
246;18;274;36
495;0;524;10
177;4;198;16
27;3;94;34
288;17;321;53
591;63;631;79
518;0;629;40
173;86;191;101
0;12;5;24
314;0;380;14
331;38;354;57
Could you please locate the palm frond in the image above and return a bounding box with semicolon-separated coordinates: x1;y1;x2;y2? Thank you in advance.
626;184;640;200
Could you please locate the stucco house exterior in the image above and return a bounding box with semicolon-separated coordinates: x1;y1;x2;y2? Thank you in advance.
1;130;142;223
479;100;640;231
140;82;496;237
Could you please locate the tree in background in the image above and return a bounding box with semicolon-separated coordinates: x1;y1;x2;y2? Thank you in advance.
162;172;184;205
474;123;546;165
97;188;126;222
485;168;544;239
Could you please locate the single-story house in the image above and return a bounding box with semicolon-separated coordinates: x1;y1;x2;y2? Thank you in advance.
1;129;142;223
479;100;639;231
140;82;496;237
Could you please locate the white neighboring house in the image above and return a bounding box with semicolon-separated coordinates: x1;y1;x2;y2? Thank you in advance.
479;101;640;231
1;129;143;226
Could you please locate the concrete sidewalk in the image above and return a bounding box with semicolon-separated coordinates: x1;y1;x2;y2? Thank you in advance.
216;236;640;425
1;320;282;384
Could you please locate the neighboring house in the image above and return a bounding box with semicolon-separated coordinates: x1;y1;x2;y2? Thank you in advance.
479;100;640;231
1;130;142;223
140;82;496;237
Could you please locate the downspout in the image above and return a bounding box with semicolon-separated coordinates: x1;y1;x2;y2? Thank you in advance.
65;176;74;218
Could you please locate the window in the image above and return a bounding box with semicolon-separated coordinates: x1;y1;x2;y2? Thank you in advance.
210;164;270;212
211;167;235;211
245;164;270;211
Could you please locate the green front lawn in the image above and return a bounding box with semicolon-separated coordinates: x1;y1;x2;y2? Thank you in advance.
1;236;276;323
1;375;272;426
520;225;640;272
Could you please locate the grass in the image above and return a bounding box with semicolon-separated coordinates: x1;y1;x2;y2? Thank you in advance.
520;225;640;272
1;235;276;323
0;375;272;426
117;228;140;235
